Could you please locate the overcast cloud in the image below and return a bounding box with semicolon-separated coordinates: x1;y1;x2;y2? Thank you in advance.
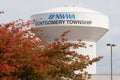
0;0;120;74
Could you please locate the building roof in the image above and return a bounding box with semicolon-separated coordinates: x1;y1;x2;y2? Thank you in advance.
37;6;103;15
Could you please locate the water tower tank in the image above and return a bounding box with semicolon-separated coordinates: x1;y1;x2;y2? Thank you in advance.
30;6;109;74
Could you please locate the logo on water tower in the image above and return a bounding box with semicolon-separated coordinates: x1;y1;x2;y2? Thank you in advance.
48;14;75;20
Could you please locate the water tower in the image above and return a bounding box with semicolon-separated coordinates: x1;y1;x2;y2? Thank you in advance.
30;6;109;74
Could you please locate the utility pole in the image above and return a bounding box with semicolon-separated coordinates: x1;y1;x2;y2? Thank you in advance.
106;43;116;80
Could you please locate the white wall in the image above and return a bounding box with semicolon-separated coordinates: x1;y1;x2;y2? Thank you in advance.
91;74;120;80
71;41;96;74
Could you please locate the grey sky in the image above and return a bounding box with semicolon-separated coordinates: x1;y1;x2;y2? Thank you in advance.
0;0;120;74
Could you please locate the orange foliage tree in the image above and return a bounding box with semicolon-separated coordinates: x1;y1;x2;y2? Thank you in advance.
0;12;103;80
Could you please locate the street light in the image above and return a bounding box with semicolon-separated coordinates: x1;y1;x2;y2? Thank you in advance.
106;43;116;80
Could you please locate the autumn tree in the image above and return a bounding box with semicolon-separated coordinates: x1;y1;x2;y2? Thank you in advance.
0;12;103;80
